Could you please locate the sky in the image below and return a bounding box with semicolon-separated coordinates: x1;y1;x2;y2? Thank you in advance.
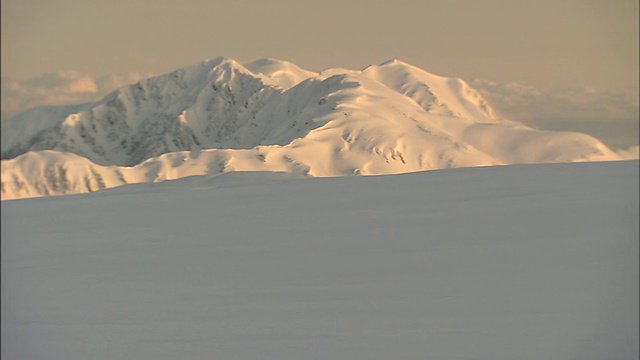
1;0;638;149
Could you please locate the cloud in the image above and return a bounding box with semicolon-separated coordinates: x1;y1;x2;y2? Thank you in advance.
22;71;99;94
1;71;154;120
615;145;639;160
472;79;639;149
472;79;638;121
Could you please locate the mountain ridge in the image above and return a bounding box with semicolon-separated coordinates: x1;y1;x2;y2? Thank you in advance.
1;57;625;200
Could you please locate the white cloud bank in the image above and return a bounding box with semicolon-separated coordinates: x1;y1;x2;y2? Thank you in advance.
472;79;639;151
1;71;153;120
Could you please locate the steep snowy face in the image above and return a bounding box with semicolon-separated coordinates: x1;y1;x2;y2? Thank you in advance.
1;59;361;167
0;57;626;200
2;58;287;166
363;59;497;121
1;58;502;166
0;103;92;160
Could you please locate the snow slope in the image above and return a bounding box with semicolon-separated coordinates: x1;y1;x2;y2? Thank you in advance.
2;160;638;360
1;58;627;200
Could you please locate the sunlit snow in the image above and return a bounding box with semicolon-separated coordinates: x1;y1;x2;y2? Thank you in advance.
1;58;630;200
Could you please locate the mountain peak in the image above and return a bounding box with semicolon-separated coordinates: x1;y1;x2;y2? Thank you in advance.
244;57;288;67
203;56;236;66
379;58;409;66
376;58;445;79
244;58;317;90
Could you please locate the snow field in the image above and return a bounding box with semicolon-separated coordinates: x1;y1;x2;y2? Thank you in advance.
2;160;638;359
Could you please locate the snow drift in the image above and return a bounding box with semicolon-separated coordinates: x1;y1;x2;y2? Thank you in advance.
2;160;638;359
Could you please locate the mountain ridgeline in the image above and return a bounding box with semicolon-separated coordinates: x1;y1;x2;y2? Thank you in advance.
1;57;624;199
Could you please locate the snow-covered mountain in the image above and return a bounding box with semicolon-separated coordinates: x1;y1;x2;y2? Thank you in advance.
1;57;625;200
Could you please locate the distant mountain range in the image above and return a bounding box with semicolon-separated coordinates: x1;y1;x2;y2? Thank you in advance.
1;57;625;200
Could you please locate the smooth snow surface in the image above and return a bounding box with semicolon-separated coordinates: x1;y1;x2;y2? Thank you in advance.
2;161;638;360
1;57;629;200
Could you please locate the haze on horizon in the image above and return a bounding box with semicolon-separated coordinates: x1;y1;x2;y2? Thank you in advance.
1;0;638;149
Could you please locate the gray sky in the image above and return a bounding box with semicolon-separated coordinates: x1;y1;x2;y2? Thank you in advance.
1;0;638;148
